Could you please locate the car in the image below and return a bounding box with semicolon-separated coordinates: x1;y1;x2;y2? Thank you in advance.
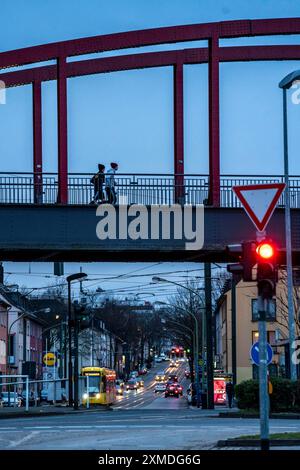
116;380;124;395
21;391;41;406
138;367;147;375
130;371;139;378
136;377;144;388
155;371;166;382
40;389;48;402
0;392;23;407
165;383;180;398
155;356;162;363
173;383;183;396
154;382;166;393
126;378;138;390
185;369;191;379
168;374;178;383
169;360;177;367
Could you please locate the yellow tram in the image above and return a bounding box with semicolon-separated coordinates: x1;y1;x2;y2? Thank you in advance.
81;366;116;406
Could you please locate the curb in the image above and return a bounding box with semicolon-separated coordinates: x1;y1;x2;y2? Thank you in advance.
217;439;300;447
219;412;300;419
0;406;113;419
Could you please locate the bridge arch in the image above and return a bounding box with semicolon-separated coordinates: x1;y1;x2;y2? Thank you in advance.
1;18;300;205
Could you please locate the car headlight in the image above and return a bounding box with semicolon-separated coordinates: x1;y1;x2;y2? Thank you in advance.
83;393;88;399
96;393;100;399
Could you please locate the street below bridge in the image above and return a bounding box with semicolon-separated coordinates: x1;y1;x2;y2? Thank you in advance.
0;362;299;450
0;410;299;450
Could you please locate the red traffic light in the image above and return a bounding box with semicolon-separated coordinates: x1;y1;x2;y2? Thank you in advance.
256;242;275;260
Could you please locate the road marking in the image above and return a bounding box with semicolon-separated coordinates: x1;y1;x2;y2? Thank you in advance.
8;431;38;449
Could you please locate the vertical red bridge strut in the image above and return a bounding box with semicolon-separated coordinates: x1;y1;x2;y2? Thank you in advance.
173;62;184;204
57;56;68;204
32;80;43;204
208;35;220;207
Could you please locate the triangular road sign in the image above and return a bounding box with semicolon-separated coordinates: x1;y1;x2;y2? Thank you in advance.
232;183;286;232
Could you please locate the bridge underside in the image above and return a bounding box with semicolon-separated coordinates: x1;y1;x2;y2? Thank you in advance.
0;205;299;263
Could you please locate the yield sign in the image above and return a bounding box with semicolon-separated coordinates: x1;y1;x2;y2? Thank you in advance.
232;183;286;232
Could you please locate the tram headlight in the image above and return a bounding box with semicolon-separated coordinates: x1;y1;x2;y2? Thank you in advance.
83;393;88;399
96;393;100;399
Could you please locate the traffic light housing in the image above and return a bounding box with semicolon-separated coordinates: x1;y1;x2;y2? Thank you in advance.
227;241;257;281
73;302;89;329
256;240;277;300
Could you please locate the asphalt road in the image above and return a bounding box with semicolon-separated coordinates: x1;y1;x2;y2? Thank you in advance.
1;361;299;450
1;410;300;450
114;359;189;410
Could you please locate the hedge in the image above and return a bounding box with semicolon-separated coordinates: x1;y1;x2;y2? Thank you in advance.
235;378;300;412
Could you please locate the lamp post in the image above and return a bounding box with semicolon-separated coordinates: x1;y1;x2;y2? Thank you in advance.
66;272;87;409
152;277;204;407
279;70;300;381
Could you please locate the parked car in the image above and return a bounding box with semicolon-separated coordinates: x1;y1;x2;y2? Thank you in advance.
21;391;40;406
0;392;23;407
155;356;162;363
154;382;166;393
138;367;147;375
40;389;48;402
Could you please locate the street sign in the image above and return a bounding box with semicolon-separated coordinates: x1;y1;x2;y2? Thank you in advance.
43;352;57;367
232;183;286;232
250;341;273;366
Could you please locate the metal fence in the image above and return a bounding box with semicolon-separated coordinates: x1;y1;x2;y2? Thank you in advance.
0;173;299;207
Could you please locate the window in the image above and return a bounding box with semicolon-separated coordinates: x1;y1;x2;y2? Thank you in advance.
252;331;276;344
251;299;276;321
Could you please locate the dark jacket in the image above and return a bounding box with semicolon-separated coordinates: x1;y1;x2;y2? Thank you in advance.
226;382;234;396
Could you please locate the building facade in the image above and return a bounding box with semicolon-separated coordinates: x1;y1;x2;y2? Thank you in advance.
215;273;299;384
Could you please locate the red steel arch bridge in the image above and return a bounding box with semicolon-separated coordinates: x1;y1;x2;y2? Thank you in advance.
1;18;300;262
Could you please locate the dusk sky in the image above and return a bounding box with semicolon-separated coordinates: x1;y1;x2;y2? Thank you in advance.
0;1;300;298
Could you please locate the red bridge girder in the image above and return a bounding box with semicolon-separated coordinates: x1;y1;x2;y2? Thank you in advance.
0;18;300;205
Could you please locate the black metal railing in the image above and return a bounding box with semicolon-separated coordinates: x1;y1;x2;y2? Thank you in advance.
0;172;299;207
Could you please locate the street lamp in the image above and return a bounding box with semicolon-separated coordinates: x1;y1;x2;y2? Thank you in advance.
152;277;203;407
66;272;87;410
279;70;300;381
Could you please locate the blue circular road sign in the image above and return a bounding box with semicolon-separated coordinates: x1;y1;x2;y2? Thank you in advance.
250;341;273;366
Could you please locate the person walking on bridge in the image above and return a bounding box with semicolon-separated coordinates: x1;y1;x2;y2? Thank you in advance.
105;162;118;205
90;163;105;204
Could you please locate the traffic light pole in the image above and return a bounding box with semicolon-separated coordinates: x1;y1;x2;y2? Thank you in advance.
205;262;214;409
73;316;79;410
67;280;73;406
282;88;297;381
258;296;270;451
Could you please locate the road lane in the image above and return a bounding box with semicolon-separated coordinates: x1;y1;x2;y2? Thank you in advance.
114;359;189;410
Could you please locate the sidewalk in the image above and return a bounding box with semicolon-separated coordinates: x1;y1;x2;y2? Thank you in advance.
0;404;111;419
